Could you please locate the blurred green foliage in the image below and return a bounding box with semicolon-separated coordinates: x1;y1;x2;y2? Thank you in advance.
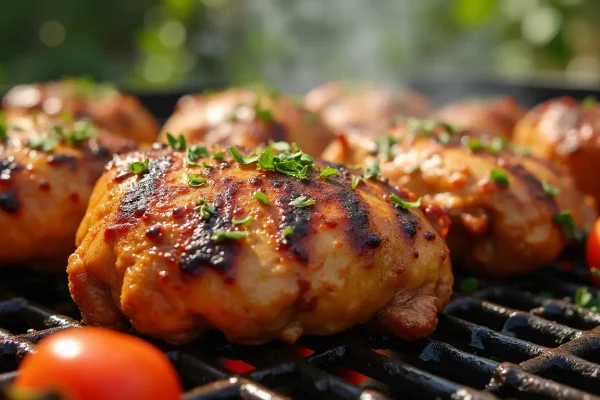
1;0;600;92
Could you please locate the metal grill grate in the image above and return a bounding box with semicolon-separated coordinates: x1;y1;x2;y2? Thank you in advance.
1;261;599;400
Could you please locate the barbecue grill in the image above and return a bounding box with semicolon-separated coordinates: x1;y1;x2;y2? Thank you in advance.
1;79;600;400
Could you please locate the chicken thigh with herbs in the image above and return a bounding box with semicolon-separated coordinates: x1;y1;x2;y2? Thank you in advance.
435;97;525;139
159;87;334;156
304;81;432;136
513;97;600;212
67;143;453;344
3;79;160;144
322;121;595;276
0;114;136;268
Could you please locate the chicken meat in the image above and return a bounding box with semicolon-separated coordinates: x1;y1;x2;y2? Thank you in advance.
67;143;453;344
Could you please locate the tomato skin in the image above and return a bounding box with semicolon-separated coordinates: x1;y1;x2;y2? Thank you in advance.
13;327;181;400
586;218;600;286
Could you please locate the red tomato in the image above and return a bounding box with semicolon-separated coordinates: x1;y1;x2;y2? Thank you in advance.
12;327;181;400
586;218;600;286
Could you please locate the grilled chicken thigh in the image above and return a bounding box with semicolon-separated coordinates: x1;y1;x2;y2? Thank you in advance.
304;81;432;135
3;79;160;144
68;144;453;344
513;97;600;212
435;97;525;138
322;122;595;276
0;114;136;268
159;87;334;156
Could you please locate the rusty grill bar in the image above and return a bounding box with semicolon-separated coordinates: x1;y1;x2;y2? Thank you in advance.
0;262;599;400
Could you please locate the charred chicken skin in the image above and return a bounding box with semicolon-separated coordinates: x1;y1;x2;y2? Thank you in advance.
513;97;600;213
0;114;136;268
159;88;334;156
434;97;525;139
67;143;453;345
304;81;432;135
322;121;595;276
2;79;160;144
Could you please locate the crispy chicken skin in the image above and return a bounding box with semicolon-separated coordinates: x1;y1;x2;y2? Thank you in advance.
159;88;334;156
435;97;525;139
322;123;596;276
67;145;453;344
304;81;432;135
513;97;600;212
0;115;136;268
2;80;160;144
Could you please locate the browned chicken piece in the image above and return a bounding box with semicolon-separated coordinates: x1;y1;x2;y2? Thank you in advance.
513;96;600;213
2;79;160;144
67;144;453;345
0;114;137;269
304;81;432;135
159;87;334;157
322;121;596;277
435;97;526;139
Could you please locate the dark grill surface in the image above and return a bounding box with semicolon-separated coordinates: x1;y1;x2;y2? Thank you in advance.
0;261;599;400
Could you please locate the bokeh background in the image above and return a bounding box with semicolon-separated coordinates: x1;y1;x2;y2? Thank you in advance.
1;0;599;94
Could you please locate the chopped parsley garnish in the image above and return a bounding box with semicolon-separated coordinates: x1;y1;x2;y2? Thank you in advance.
254;101;274;122
211;230;249;242
128;158;150;175
258;146;275;170
212;151;225;160
364;158;381;180
289;195;315;208
581;96;597;109
458;277;479;294
490;168;509;187
186;145;210;166
465;138;484;152
188;174;207;187
407;118;437;136
253;191;269;205
554;211;579;239
440;122;456;134
542;181;560;197
590;267;600;279
27;136;60;152
202;162;213;168
351;175;364;189
378;135;397;160
229;147;260;165
390;193;422;210
56;120;97;145
232;215;253;225
167;133;187;150
194;199;215;220
487;137;506;153
0;113;7;142
320;167;338;178
575;287;592;307
283;226;294;238
349;165;363;171
269;141;291;152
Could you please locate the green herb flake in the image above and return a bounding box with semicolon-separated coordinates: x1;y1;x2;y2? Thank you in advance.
364;158;381;180
229;147;260;165
590;267;600;279
490;168;509;187
167;133;187;150
511;144;531;156
258;146;275;170
253;191;269;205
348;165;363;171
390;193;422;210
542;181;560;197
269;141;291;152
407;118;437;136
289;195;316;208
378;135;397;160
188;174;207;187
283;226;294;238
254;101;274;122
465;138;484;152
0;123;7;142
128;158;150;175
458;277;479;294
554;211;579;239
194;199;215;220
581;96;597;109
211;230;249;242
320;167;339;178
487;137;506;153
212;151;225;160
186;145;210;166
351;175;364;190
575;287;592;307
232;215;253;226
438;132;451;145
